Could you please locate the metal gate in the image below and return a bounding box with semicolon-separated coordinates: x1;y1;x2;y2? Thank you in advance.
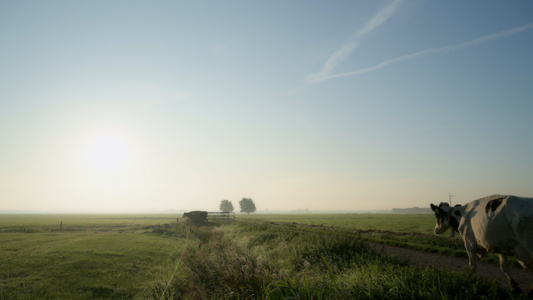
207;212;235;222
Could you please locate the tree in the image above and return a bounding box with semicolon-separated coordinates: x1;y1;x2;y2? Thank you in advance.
219;199;234;212
239;198;256;215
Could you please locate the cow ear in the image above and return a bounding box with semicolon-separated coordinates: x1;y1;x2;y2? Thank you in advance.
430;204;438;212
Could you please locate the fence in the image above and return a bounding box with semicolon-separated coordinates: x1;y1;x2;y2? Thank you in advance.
207;212;235;222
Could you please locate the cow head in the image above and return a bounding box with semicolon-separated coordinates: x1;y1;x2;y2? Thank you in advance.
430;202;461;234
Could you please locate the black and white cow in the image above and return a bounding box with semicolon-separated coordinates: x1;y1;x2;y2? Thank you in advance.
182;211;208;225
431;195;533;294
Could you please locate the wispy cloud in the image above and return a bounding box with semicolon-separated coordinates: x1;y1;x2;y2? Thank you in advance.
306;0;404;84
324;22;533;81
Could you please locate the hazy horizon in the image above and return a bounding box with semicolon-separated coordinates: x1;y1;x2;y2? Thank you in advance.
0;207;405;214
2;1;533;213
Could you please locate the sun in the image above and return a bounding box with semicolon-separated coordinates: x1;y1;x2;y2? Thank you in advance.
83;134;132;175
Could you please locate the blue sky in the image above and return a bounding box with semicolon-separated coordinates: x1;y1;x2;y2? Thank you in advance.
1;0;532;212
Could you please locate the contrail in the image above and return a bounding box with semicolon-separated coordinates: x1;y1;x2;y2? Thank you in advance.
317;22;533;83
306;0;404;84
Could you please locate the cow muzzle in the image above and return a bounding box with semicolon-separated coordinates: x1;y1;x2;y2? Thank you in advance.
434;224;449;235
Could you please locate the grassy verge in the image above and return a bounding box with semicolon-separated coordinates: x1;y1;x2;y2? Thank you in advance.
169;221;514;299
239;214;507;265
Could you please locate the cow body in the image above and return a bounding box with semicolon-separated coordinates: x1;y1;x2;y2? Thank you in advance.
431;195;533;294
182;211;208;225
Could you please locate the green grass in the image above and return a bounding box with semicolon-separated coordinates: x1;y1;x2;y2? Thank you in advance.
0;213;523;299
0;214;189;299
172;221;512;299
236;213;469;255
0;214;177;231
236;213;511;265
237;213;437;234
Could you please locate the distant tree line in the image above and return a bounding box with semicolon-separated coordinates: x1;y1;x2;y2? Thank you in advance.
392;207;432;214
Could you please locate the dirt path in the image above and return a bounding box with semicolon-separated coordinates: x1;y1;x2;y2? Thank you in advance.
373;243;533;293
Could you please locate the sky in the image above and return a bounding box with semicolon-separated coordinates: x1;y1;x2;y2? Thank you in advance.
1;0;533;212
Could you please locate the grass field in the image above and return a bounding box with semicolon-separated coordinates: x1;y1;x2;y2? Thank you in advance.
236;213;473;258
0;214;189;299
237;213;436;234
0;213;521;299
176;220;509;299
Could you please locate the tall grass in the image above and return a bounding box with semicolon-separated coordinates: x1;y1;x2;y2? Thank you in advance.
170;221;510;299
239;214;471;257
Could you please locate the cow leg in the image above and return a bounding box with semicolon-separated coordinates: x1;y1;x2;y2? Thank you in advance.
511;244;533;296
498;254;521;293
512;244;533;270
464;242;477;272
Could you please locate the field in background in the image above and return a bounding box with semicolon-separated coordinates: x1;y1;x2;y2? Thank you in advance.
0;214;177;230
237;213;436;234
